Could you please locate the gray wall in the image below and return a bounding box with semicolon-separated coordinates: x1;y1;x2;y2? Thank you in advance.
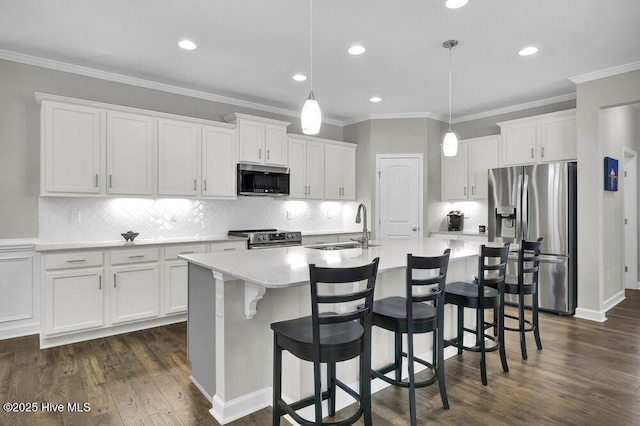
0;59;343;239
575;70;640;313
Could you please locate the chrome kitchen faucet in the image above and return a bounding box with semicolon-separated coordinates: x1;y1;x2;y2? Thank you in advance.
353;203;369;249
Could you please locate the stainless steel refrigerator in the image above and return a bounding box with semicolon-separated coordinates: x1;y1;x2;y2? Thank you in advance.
488;162;577;315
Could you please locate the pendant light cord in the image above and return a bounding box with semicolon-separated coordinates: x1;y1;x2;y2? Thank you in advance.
309;0;313;92
448;45;452;132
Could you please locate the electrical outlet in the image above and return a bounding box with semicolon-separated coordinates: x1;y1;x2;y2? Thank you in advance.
69;210;81;223
308;210;316;220
326;210;333;219
170;212;178;222
286;210;292;220
216;295;223;318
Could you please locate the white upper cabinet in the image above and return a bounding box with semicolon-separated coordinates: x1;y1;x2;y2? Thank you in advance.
288;136;324;199
225;113;290;166
201;125;237;198
106;111;154;195
42;101;102;194
157;118;199;196
325;143;356;200
498;109;576;166
442;135;499;201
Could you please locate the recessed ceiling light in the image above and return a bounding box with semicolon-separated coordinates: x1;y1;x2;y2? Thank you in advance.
445;0;468;9
348;45;366;55
293;74;307;82
370;97;382;103
519;46;539;56
178;40;197;50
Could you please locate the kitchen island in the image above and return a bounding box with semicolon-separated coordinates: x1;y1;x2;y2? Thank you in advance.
180;238;485;424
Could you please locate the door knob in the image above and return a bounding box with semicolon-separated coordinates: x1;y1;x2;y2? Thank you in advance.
412;227;417;231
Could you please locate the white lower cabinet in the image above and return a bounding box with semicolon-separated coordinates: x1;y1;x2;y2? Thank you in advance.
111;264;159;324
164;244;209;315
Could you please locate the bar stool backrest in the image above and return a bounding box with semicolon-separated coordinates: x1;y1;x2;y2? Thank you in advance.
406;250;450;324
517;238;543;287
309;258;380;359
477;243;510;302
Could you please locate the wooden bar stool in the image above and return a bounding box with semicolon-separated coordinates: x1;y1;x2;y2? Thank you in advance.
271;258;380;426
369;250;451;426
505;238;543;359
444;243;510;386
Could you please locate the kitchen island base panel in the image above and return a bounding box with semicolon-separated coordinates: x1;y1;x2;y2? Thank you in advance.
187;252;479;425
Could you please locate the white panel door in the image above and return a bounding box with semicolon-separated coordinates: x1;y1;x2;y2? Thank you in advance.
377;155;422;239
305;141;325;200
324;144;342;200
45;269;104;335
106;111;154;195
469;136;499;200
202;125;236;198
157;119;198;196
501;121;537;166
442;145;469;200
288;138;308;198
164;261;188;315
44;101;102;194
340;146;356;200
0;255;33;323
111;264;159;325
264;123;287;166
538;114;576;162
624;151;638;289
237;120;263;164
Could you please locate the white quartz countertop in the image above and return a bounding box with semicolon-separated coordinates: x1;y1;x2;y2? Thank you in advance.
301;229;364;236
430;230;488;237
35;235;247;252
181;238;490;289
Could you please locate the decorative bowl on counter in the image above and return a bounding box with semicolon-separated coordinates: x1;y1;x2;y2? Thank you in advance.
121;231;139;242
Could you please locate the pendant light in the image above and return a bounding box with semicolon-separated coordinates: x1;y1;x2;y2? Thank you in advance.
301;0;321;135
442;39;458;157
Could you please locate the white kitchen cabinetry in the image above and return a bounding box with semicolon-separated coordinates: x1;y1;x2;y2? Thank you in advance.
157;118;199;196
42;101;102;194
289;136;325;199
110;248;159;325
43;251;104;336
0;245;38;340
201;125;237;198
106;111;154;195
325;143;356;200
164;244;209;315
498;109;576;166
442;136;499;201
225;113;290;166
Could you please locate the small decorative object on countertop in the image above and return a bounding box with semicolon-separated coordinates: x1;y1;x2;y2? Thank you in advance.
479;225;486;233
121;231;139;242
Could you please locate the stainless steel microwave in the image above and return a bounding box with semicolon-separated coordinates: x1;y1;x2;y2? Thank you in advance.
237;164;290;197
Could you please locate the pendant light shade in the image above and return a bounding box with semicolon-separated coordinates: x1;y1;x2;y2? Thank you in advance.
442;39;458;157
301;0;321;135
442;130;458;156
301;90;321;135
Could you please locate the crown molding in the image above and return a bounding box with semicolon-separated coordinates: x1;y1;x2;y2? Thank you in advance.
343;111;447;126
569;61;640;84
452;93;577;124
0;49;345;127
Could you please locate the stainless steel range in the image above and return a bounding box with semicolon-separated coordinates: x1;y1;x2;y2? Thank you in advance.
228;229;302;249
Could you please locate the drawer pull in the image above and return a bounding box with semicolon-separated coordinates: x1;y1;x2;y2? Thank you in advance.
180;251;195;255
114;273;117;288
223;248;236;251
315;241;325;244
99;275;102;290
128;255;145;259
66;259;87;263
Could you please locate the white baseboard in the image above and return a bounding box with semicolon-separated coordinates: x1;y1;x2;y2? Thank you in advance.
0;323;39;340
210;387;272;425
574;307;607;322
603;290;626;312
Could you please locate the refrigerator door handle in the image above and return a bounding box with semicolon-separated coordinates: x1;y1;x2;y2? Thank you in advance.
522;172;529;241
516;171;523;243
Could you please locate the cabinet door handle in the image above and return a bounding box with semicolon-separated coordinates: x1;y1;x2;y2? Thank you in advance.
463;187;467;196
99;275;102;290
204;180;207;191
472;186;475;195
109;174;113;188
193;179;197;191
128;255;145;259
66;259;86;263
258;148;262;159
113;273;117;288
308;185;311;195
541;147;545;158
267;149;270;160
95;174;99;187
223;248;236;251
531;148;534;159
180;251;194;255
304;185;308;195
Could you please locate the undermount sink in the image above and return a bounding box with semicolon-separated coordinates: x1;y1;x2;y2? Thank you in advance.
307;243;380;251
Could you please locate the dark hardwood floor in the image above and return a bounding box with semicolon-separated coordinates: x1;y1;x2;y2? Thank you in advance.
1;291;640;425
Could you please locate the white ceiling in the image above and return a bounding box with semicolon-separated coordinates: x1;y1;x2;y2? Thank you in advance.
0;0;638;124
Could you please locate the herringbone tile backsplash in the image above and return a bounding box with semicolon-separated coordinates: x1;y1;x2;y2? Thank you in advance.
39;197;359;243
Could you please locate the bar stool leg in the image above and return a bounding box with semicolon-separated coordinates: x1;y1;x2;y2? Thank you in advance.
394;331;402;382
533;291;543;350
457;306;464;355
498;293;509;373
519;294;528;360
360;352;373;426
479;307;487;386
272;336;283;426
407;329;417;426
436;325;450;409
327;362;336;416
313;361;322;426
